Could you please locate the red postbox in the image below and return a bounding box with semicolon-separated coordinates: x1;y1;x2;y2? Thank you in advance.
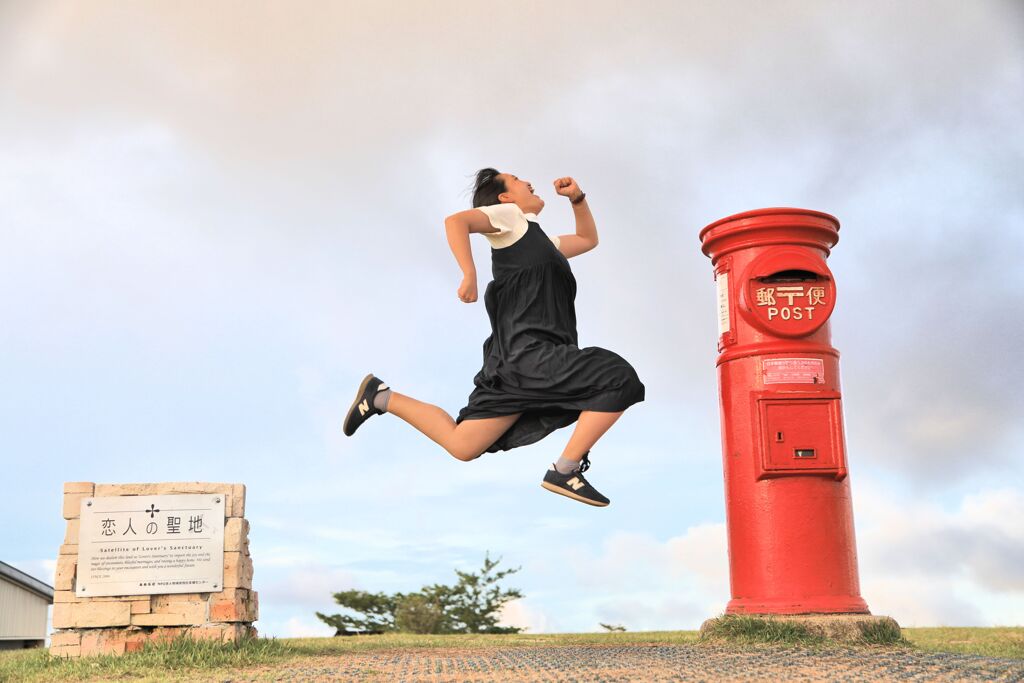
699;208;870;614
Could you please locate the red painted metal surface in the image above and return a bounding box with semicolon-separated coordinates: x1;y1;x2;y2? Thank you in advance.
699;208;870;615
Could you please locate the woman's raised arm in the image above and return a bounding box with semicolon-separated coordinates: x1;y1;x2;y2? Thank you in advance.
552;177;598;259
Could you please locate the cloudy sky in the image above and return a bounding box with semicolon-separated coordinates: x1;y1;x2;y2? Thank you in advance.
2;1;1022;637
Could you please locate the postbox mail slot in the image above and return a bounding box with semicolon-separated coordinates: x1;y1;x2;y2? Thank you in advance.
756;397;847;479
759;269;821;283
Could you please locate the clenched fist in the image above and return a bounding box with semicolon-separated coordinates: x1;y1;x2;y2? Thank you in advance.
553;177;583;202
458;274;478;303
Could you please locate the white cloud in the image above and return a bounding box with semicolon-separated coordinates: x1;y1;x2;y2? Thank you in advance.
855;480;1024;624
283;615;335;638
594;596;708;632
258;563;358;609
566;525;728;596
526;525;731;631
41;559;57;585
497;599;550;634
859;577;984;627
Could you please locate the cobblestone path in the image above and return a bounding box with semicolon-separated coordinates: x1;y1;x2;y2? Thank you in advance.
214;643;1024;682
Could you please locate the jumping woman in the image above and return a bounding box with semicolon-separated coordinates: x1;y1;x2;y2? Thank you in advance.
343;169;645;507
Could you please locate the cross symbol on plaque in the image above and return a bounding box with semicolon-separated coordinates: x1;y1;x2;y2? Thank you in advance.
145;503;160;518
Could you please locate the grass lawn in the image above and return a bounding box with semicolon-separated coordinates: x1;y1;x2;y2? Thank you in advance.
0;627;1020;682
903;627;1024;659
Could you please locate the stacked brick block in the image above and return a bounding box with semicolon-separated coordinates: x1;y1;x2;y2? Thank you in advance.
49;482;258;657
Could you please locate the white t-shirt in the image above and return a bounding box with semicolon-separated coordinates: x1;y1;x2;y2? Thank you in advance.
475;203;561;250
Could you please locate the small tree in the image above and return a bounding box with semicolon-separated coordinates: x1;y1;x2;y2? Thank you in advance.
444;551;523;634
315;590;397;635
394;593;448;634
316;552;524;635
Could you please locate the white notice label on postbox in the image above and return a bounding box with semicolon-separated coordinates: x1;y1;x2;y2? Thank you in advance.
763;358;825;384
716;271;730;335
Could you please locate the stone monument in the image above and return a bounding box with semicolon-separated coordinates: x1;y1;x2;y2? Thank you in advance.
49;482;258;657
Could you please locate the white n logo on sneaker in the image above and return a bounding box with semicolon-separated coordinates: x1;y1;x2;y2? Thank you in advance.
566;477;585;491
358;399;369;416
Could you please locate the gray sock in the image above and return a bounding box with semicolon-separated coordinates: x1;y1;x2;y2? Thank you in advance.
553;454;581;475
372;386;392;413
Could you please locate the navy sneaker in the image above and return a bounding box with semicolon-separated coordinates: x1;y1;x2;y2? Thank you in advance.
541;451;610;507
343;373;389;436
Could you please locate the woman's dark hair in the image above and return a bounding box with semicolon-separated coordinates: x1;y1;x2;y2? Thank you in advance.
472;167;506;208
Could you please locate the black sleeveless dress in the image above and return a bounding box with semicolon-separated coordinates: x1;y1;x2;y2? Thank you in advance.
455;217;645;453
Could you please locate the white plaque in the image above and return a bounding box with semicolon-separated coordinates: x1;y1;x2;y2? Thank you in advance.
716;271;730;335
76;494;225;597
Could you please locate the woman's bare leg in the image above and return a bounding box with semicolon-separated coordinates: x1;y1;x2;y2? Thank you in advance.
387;391;522;462
560;410;625;463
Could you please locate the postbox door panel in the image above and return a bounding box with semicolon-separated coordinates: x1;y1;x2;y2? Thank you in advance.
756;398;847;479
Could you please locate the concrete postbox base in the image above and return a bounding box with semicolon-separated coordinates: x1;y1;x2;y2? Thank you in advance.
699;614;902;644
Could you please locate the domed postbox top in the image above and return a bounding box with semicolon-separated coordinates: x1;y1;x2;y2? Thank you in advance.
699;207;840;263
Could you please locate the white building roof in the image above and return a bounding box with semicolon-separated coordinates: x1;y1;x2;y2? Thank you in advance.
0;561;54;602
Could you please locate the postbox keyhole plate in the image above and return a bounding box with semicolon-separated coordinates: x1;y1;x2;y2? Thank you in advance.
775;431;784;443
